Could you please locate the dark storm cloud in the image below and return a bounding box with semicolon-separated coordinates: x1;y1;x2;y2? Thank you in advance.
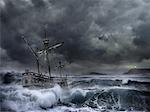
0;0;150;71
0;0;34;65
133;22;150;61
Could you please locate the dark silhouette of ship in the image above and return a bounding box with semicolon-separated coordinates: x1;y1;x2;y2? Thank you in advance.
21;29;68;88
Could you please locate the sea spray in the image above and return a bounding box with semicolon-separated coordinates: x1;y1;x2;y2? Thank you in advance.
0;84;63;111
37;84;62;108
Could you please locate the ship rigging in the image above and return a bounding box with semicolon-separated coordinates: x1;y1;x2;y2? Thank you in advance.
21;28;67;88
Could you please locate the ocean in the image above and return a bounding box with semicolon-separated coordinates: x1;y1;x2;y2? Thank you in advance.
0;72;150;112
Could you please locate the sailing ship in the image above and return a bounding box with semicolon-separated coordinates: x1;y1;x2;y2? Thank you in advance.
21;29;68;88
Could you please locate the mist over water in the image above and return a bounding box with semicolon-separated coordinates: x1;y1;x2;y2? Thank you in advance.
0;71;150;112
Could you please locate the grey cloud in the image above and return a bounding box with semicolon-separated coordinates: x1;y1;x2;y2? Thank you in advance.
0;0;150;72
133;22;150;61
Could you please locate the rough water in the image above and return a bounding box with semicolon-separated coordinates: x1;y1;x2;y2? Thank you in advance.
0;72;150;112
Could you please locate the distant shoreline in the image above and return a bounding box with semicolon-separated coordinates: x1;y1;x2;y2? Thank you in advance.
124;68;150;74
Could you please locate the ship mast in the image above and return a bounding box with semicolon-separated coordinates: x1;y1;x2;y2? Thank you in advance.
56;61;68;87
37;27;64;78
57;61;65;78
43;28;51;77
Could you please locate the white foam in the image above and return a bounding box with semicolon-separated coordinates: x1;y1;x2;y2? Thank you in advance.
70;88;88;97
47;106;100;112
37;84;62;108
122;79;129;84
1;85;63;111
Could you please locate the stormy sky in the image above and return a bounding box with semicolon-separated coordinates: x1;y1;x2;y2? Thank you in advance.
0;0;150;73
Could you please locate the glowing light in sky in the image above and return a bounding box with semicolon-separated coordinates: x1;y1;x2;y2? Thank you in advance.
126;65;137;69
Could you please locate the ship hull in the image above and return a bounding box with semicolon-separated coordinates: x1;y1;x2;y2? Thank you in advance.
22;72;68;89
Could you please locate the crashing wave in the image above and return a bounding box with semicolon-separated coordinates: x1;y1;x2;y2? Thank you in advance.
0;85;62;111
1;72;150;111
